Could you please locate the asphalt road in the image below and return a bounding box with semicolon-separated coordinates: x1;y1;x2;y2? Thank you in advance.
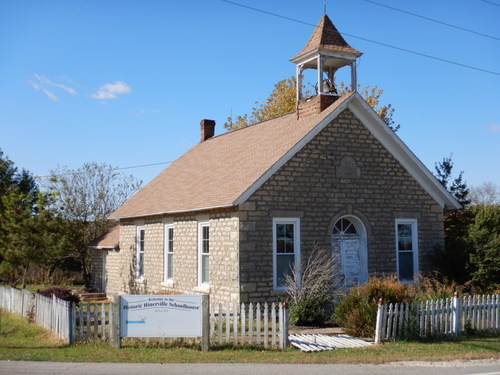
0;360;499;375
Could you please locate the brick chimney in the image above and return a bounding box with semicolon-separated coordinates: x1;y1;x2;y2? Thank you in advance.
200;119;215;142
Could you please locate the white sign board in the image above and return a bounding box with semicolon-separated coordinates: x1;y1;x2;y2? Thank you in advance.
120;294;202;338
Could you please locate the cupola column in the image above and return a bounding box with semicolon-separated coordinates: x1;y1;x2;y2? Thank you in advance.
290;14;362;115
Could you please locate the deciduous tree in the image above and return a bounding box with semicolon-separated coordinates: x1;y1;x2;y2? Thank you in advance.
47;162;142;289
470;182;500;205
224;76;399;132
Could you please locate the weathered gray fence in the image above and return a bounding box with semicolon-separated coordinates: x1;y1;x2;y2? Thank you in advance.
375;294;500;343
210;302;288;349
74;302;112;341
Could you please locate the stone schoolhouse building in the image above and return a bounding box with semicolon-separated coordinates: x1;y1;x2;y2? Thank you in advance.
90;15;460;304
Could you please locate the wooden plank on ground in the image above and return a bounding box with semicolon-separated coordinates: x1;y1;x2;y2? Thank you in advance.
289;334;373;352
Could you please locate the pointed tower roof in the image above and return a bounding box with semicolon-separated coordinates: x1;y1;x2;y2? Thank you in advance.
291;14;362;63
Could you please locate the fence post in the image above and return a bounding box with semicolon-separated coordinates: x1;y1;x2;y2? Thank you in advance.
452;292;461;336
374;298;383;344
70;302;76;344
52;294;57;333
201;294;210;352
279;302;289;350
111;296;121;348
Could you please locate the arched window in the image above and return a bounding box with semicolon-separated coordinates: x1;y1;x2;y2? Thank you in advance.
333;218;358;235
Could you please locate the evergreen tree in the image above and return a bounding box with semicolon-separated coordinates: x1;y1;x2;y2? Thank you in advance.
466;204;500;288
0;149;67;286
434;155;470;206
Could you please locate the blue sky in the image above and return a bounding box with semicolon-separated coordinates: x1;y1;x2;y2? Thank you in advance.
1;0;499;189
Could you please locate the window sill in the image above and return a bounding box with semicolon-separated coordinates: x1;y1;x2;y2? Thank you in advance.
271;289;287;296
194;284;210;294
161;280;175;288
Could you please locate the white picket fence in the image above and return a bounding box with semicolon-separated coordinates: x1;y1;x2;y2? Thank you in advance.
375;294;500;343
0;286;34;318
0;286;73;342
210;302;288;349
0;286;113;343
35;292;73;342
0;287;287;348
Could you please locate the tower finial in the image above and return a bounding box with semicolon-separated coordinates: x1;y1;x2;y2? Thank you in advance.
324;0;327;14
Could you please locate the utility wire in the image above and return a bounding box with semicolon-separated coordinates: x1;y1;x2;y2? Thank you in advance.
34;161;172;179
479;0;500;7
114;161;172;171
220;0;500;77
361;0;500;41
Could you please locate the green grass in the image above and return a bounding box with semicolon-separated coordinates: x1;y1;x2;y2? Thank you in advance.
0;309;498;364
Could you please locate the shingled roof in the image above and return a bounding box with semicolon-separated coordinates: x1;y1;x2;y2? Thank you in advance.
291;14;362;61
88;222;119;249
110;94;354;219
109;91;460;221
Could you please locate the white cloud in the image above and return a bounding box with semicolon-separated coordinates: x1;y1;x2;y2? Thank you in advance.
34;74;77;95
91;81;131;100
30;81;58;101
488;124;500;133
130;108;159;117
29;74;78;101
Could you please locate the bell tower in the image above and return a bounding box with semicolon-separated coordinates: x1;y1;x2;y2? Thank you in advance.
291;14;362;116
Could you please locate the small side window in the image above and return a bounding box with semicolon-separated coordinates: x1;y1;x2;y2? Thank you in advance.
273;218;300;290
395;219;418;282
164;225;174;282
136;227;145;279
198;222;209;285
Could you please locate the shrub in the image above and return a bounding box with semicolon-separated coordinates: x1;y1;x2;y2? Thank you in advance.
334;276;410;338
284;245;341;326
37;287;80;304
289;297;331;326
407;272;462;301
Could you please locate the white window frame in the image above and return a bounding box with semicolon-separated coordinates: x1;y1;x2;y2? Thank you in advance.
164;224;174;283
136;226;145;280
395;219;419;283
198;221;210;286
273;217;301;290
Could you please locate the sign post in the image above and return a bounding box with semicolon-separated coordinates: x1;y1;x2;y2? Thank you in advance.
112;295;121;348
201;294;209;352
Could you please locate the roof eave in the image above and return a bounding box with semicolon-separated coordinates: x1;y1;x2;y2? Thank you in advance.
109;203;236;221
291;48;361;64
234;94;355;206
347;94;462;210
87;245;117;250
233;92;460;211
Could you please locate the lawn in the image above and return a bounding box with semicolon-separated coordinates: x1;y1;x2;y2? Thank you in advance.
0;309;498;364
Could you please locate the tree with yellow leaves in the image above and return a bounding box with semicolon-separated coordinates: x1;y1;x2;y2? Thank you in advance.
224;76;399;132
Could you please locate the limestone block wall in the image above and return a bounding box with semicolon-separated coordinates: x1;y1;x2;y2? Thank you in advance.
238;109;445;303
160;211;240;304
105;219;140;295
105;211;240;305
